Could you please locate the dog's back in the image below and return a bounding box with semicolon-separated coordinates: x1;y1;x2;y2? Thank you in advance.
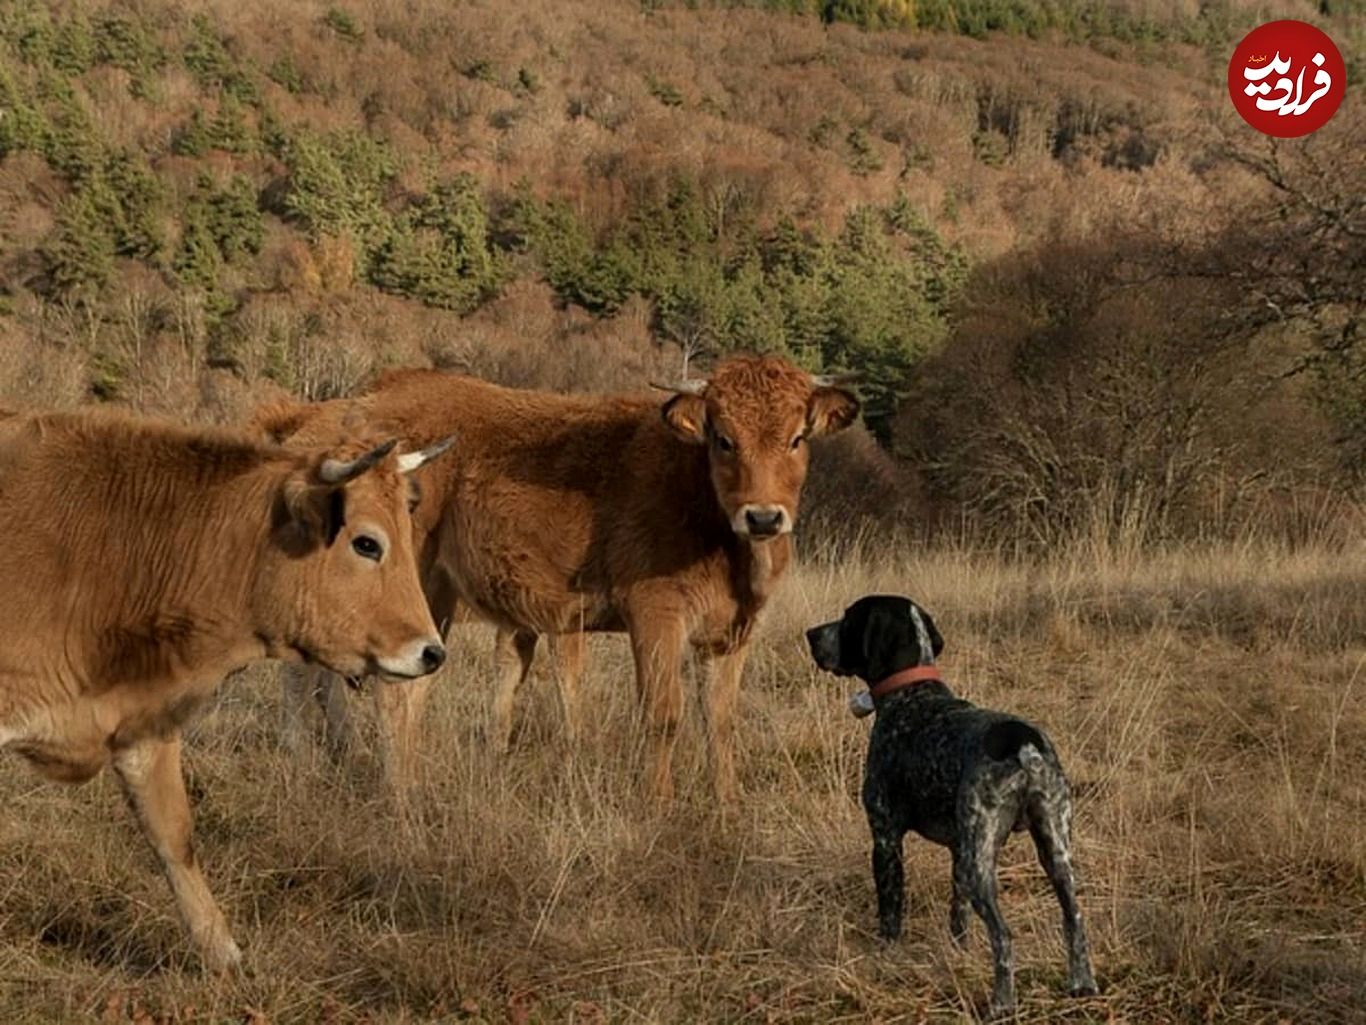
865;685;1063;846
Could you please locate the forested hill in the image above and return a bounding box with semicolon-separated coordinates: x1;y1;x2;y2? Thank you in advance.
0;0;1361;541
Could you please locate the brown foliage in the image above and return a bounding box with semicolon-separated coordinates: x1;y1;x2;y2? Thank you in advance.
898;159;1356;547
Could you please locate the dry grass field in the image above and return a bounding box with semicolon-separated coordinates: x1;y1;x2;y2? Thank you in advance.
0;535;1361;1024
0;0;1362;1021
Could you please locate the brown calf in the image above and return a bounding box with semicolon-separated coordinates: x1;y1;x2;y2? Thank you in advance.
0;408;450;969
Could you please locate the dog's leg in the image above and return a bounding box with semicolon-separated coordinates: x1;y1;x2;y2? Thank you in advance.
1029;798;1098;998
867;807;905;939
959;803;1015;1017
949;847;971;948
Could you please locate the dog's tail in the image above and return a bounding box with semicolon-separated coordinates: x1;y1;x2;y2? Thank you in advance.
984;720;1049;765
1018;742;1046;778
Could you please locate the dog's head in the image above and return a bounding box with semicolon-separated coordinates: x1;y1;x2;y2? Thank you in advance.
805;594;943;684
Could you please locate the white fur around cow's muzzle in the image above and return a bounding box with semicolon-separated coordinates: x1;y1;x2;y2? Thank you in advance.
732;503;792;539
376;637;447;679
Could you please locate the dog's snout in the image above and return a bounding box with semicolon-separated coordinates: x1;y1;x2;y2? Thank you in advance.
806;621;841;671
420;643;446;673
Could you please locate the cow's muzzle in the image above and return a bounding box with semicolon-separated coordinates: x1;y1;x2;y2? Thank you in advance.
376;638;447;679
733;504;791;539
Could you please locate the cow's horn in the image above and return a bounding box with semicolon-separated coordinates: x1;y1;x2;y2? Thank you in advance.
397;434;457;474
811;371;861;388
649;378;709;395
319;438;397;484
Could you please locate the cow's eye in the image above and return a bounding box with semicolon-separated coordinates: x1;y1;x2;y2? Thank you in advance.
715;434;735;454
790;433;805;451
352;535;383;561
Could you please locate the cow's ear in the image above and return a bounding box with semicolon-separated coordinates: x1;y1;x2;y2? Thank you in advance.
807;386;859;437
277;477;345;552
662;393;707;444
249;400;314;444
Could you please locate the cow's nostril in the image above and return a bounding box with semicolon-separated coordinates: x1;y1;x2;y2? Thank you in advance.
421;644;446;672
745;508;783;535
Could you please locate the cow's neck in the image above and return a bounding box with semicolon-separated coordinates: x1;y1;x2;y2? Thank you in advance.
86;466;274;692
734;534;792;610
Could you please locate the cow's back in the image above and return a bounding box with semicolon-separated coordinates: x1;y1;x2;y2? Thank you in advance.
358;371;722;634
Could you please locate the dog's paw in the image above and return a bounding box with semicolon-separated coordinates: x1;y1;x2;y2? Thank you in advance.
986;1000;1017;1021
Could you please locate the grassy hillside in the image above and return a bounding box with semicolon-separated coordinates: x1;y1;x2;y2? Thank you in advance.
1;1;1360;531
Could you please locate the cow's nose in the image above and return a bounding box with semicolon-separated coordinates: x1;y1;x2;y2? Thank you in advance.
421;643;446;673
745;508;784;536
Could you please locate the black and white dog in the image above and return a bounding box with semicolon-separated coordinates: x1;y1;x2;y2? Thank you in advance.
806;595;1097;1017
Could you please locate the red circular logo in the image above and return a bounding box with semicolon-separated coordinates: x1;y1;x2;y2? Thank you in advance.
1228;20;1346;137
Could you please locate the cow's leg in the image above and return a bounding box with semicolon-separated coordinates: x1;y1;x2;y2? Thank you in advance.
314;669;357;762
112;733;240;972
373;572;458;795
629;620;687;804
549;631;587;747
280;663;356;763
279;662;313;757
373;677;433;797
490;628;538;754
700;643;749;803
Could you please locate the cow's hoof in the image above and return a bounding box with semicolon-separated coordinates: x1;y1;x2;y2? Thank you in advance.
201;937;243;975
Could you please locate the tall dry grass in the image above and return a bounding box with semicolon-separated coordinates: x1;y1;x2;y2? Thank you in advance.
0;536;1361;1023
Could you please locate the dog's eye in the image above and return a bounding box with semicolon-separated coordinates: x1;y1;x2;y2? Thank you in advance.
352;535;383;561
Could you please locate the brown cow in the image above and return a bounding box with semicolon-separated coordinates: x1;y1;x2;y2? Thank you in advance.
260;355;858;801
0;408;451;970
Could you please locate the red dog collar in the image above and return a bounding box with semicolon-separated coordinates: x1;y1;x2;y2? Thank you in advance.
869;665;943;700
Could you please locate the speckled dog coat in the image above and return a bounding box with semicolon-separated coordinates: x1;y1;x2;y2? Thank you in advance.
806;594;1098;1017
